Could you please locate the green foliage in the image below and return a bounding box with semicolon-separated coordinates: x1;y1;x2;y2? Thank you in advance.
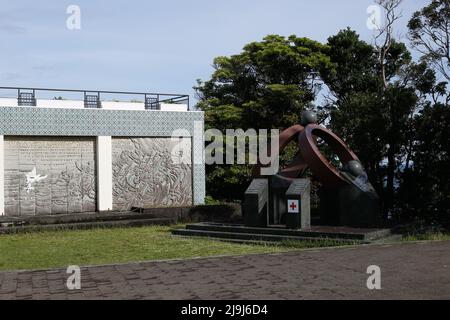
402;232;450;242
399;103;450;227
325;26;450;228
205;164;253;201
196;34;333;130
408;0;450;82
195;3;449;228
195;34;333;200
279;238;360;248
321;29;420;206
321;29;378;103
204;195;221;205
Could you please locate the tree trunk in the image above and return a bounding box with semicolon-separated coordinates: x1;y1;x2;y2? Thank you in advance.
385;147;396;216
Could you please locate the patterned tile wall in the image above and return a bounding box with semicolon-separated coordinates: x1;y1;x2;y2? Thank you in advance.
0;107;205;205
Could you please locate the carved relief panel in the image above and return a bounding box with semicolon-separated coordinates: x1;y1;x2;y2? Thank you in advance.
4;137;97;216
112;137;193;210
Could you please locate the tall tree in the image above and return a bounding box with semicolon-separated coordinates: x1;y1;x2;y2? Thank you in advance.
321;26;429;215
399;101;450;227
196;35;333;130
372;0;413;211
408;0;450;85
398;0;450;227
195;35;333;200
321;29;384;187
374;0;403;90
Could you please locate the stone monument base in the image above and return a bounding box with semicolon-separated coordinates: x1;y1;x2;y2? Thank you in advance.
172;222;398;243
319;185;381;228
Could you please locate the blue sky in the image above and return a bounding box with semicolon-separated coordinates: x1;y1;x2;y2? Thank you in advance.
0;0;429;103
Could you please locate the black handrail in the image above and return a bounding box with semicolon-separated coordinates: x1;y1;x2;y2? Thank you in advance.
0;86;190;110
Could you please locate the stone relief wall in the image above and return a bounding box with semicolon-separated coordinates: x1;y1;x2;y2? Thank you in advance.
4;137;97;216
0;107;205;205
112;137;192;210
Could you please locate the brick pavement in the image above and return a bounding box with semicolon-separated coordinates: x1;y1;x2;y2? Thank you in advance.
1;241;449;299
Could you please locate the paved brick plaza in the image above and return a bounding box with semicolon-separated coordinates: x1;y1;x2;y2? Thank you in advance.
1;241;449;299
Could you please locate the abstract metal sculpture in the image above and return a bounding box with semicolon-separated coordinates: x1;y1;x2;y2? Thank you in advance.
247;111;380;228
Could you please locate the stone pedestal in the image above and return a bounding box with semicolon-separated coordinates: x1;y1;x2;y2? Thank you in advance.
285;179;311;229
319;185;381;228
243;178;269;227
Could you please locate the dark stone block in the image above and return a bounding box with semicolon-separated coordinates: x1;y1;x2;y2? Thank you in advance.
319;185;381;228
338;184;381;227
243;179;269;227
269;175;293;225
319;188;340;226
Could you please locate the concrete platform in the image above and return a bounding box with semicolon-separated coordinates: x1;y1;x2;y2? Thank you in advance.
0;210;174;234
172;222;397;243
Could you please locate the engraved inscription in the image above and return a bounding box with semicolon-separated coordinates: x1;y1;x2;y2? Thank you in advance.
4;137;97;216
112;137;192;210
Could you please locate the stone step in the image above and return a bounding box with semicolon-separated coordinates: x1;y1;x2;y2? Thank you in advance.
0;217;173;235
172;228;366;243
185;222;392;241
0;210;173;227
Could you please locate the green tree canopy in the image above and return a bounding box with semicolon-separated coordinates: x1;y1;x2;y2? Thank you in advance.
195;5;450;228
408;0;450;82
195;34;334;200
196;34;334;130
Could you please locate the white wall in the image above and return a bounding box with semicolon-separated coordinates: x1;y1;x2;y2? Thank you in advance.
159;103;188;111
0;98;188;111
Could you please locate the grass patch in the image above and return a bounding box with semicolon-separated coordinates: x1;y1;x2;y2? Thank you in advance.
402;232;450;242
0;225;356;271
279;238;360;248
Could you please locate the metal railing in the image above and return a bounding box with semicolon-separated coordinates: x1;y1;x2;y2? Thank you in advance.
0;86;190;110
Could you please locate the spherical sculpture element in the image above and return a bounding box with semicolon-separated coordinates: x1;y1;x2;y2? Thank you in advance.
301;110;318;126
343;160;365;177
